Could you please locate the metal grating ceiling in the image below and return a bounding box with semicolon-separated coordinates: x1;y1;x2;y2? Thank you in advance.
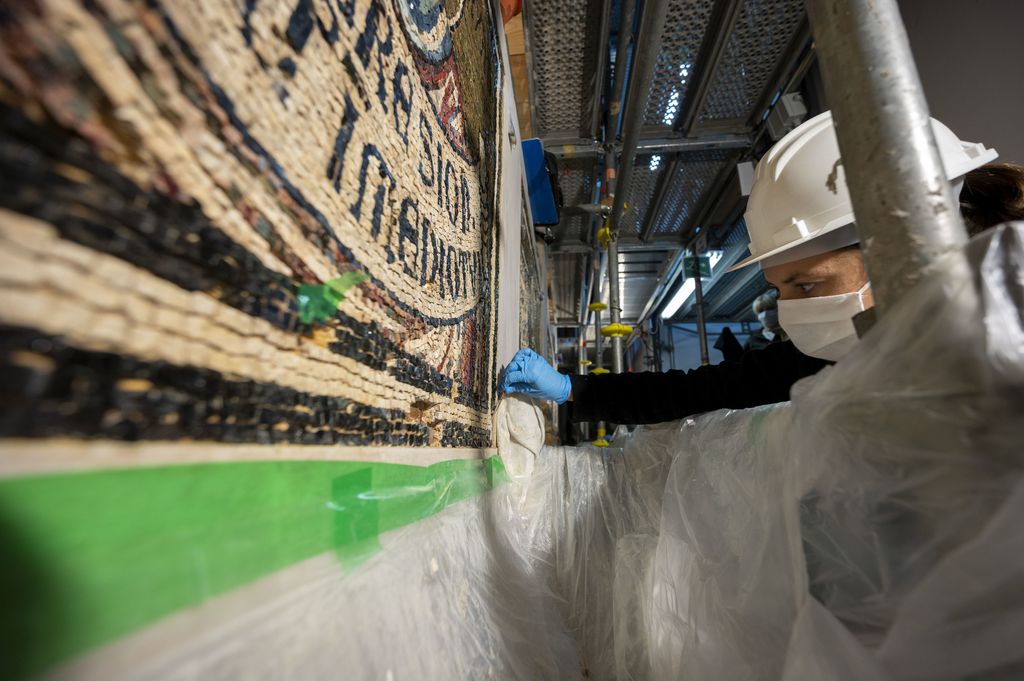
707;271;769;319
551;252;585;322
524;0;604;139
721;217;750;248
554;156;598;243
620;154;662;235
649;150;733;236
642;0;716;129
695;0;806;129
558;215;591;245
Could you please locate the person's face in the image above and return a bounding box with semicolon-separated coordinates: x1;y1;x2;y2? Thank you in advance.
762;247;875;307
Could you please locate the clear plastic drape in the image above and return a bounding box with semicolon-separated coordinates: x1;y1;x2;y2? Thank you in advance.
38;224;1024;680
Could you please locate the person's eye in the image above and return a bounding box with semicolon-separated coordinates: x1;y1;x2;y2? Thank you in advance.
796;283;816;294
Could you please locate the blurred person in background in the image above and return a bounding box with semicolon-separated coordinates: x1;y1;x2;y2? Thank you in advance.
745;290;786;353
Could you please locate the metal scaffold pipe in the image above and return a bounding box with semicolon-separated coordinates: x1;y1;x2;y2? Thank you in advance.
588;300;609;446
805;0;969;316
593;307;605;373
691;248;710;366
608;237;625;374
602;0;670;376
577;330;589;441
605;0;637;142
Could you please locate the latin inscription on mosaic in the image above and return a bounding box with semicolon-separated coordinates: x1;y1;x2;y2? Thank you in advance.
0;0;501;446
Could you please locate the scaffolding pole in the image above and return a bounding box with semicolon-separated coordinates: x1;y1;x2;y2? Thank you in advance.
805;0;969;317
588;301;609;446
691;248;710;366
603;0;670;377
605;0;637;142
577;330;589;441
607;238;625;374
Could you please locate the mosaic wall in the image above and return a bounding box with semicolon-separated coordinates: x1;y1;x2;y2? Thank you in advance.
0;0;503;448
519;207;546;354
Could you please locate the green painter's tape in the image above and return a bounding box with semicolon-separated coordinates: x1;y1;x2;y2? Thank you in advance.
0;456;507;681
296;272;370;324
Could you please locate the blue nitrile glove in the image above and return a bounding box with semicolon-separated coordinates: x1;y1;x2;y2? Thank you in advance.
500;348;572;404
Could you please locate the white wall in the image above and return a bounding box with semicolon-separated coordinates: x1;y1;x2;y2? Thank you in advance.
899;0;1024;164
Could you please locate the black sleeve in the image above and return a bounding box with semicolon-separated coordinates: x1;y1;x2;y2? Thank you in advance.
569;340;830;425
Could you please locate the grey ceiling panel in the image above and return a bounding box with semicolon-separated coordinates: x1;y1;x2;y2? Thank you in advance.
617;250;673;323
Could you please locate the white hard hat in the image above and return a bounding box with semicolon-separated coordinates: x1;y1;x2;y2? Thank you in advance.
728;110;998;272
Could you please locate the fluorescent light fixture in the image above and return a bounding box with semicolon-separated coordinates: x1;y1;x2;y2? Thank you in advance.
659;250;725;319
660;278;695;318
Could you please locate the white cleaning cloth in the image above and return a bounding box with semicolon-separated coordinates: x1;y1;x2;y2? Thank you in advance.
492;395;545;481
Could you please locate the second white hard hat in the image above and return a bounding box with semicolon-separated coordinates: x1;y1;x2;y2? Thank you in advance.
728;110;998;272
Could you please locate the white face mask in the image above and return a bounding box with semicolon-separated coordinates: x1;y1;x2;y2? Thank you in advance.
777;282;871;361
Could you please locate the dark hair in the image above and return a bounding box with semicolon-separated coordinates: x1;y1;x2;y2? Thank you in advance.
960;162;1024;236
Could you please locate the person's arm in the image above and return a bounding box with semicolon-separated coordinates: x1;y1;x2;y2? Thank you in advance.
569;341;829;424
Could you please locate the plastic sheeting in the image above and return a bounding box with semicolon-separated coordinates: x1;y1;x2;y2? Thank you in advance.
17;223;1024;680
491;222;1024;680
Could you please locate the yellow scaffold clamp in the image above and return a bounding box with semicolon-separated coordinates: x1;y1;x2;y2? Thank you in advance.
597;225;612;250
592;426;609;448
587;302;607;312
589;367;609;376
600;322;633;338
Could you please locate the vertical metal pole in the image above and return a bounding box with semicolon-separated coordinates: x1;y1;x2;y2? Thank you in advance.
590;0;614;139
692;248;710;366
592;302;607;446
805;0;969;315
603;146;618;226
576;255;590;327
605;0;637;142
577;330;589;441
608;237;625;374
667;323;676;370
578;332;588;376
601;0;668;376
652;318;663;372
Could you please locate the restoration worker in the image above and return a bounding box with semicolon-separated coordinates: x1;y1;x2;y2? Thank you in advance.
501;111;1008;424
